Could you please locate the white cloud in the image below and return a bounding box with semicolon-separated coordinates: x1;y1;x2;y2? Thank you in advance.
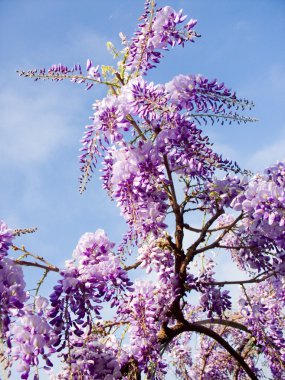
248;127;285;171
0;87;80;170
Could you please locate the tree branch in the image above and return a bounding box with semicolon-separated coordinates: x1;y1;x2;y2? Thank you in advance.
193;212;243;256
163;155;184;253
14;259;59;273
194;319;250;334
12;227;38;236
159;321;258;380
124;261;141;271
181;209;224;274
201;271;276;287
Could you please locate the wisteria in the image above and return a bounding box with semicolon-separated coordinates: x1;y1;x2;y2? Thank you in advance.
232;162;285;247
117;279;176;376
17;61;102;90
0;220;13;259
48;229;132;352
10;297;56;380
0;257;27;341
1;0;283;379
51;334;122;380
187;259;232;319
101;143;168;239
125;2;198;74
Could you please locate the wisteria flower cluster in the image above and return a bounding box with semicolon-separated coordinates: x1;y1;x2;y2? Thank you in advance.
117;279;176;376
0;257;27;340
10;297;56;380
0;220;13;259
232;161;285;246
187;259;232;318
239;276;285;378
125;2;198;74
51;334;122;380
1;0;283;379
48;229;132;352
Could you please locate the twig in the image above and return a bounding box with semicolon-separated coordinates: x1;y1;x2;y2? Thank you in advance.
193;212;243;256
159;321;258;380
14;259;59;273
194;318;250;333
12;227;38;236
12;244;57;269
124;261;141;271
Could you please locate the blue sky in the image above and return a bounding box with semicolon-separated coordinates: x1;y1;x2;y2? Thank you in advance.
0;0;285;376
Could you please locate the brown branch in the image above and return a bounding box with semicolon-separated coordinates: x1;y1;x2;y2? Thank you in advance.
201;271;276;287
183;206;209;213
194;319;250;334
98;320;129;329
217;244;257;250
193;212;243;256
126;115;147;141
163;155;184;251
12;227;38;236
181;209;224;274
14;259;59;272
159;321;258;380
162;155;179;211
233;337;256;380
124;261;141;271
183;223;202;233
12;244;56;268
184;220;245;234
162;155;186;321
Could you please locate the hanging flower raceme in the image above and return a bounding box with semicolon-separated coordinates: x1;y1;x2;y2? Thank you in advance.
187;327;260;380
187;259;232;318
165;74;253;114
51;334;122;380
102;142;168;239
125;2;197;74
167;332;193;379
17;60;101;90
48;229;133;350
231;161;285;248
239;277;285;379
0;220;13;260
79;76;169;190
10;297;56;380
156;114;231;179
117;279;177;376
137;234;174;283
0;257;28;339
216;214;274;273
200;175;247;212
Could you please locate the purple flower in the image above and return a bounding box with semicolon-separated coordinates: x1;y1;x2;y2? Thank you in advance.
125;2;197;74
231;161;285;248
10;299;56;379
50;334;121;380
117;279;176;375
0;220;13;260
49;230;132;351
0;257;27;337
